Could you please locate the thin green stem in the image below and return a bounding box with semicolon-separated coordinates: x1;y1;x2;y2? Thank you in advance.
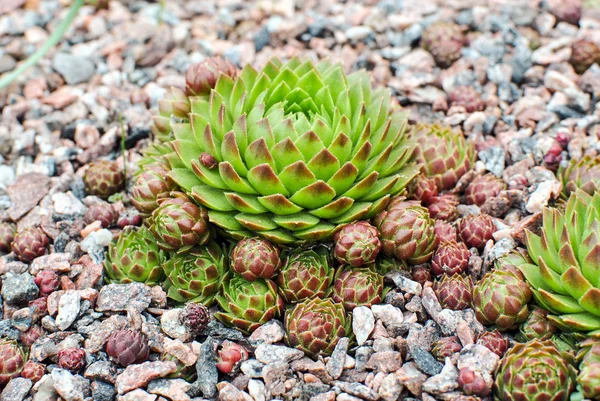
0;0;85;91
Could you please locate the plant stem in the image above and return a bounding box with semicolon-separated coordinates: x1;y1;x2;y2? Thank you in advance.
119;114;127;181
0;0;85;91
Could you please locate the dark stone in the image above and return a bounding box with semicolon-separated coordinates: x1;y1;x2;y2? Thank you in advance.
91;380;116;401
125;126;150;149
1;273;39;305
203;320;245;341
410;347;443;376
254;27;271;52
0;319;21;340
188;336;218;398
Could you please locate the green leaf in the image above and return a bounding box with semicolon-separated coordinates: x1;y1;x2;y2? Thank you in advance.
168;168;203;192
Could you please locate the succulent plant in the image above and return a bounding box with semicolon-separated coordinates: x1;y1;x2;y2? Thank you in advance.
375;255;408;275
517;307;559;342
83;160;124;199
215;276;284;334
427;194;459;221
559;154;600;197
421;21;464;51
429;39;464;68
149;192;211;252
458;367;491;397
464;174;506;206
163;242;228;305
431;336;462;361
185;57;238;97
408;123;474;191
35;270;59;295
20;361;45;383
409;175;438;203
276;247;334;303
332;267;383;310
106;329;150;367
374;197;437;264
473;252;532;331
333;221;381;267
285;297;351;358
430;241;470;277
12;227;49;263
57;348;86;371
117;211;143;228
230;237;281;281
457;214;495;249
131;163;177;215
575;334;600;399
151;87;190;142
476;330;508;357
20;325;44;347
0;341;26;389
159;57;419;244
433;274;472;310
412;266;432;285
434;220;457;242
0;222;16;253
162;352;197;382
448;86;485;113
517;190;600;332
216;341;248;374
569;39;600;74
495;339;576;401
104;226;166;285
84;203;117;228
180;303;210;333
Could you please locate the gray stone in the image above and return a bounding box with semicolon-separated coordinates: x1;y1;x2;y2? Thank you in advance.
96;283;151;313
0;377;32;401
84;361;118;384
188;336;218;398
90;381;116;401
52;53;95;85
115;361;177;394
0;320;20;341
352;307;374;346
422;358;459;394
55;291;81;331
325;337;349;379
10;308;32;332
240;359;264;378
332;381;379;401
248;379;266;401
410;348;443;376
147;378;192;400
478;147;506;177
371;304;404;327
160;309;192;342
249;320;285;344
378;373;403;401
1;273;39;305
51;368;87;401
254;344;304;365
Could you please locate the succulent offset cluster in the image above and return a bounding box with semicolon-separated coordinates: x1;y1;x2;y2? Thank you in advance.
560;154;600;197
421;21;465;67
569;39;600;74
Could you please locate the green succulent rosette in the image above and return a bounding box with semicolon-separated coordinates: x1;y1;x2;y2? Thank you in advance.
104;226;166;285
162;57;419;244
495;339;576;401
559;154;600;197
518;190;600;332
276;246;334;303
215;276;284;334
162;242;228;305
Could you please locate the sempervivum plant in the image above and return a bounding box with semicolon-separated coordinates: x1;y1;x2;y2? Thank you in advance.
427;194;459;221
570;39;600;74
35;270;59;295
84;203;117;228
430;241;470;276
476;330;508;357
181;303;210;333
575;335;600;399
230;237;281;281
104;226;166;285
375;255;408;275
517;307;559;342
433;274;472;310
185;57;238;97
216;341;248;375
131;163;177;216
162;242;228;305
409;175;438;203
408;123;475;191
434;220;457;242
464;174;506;206
12;227;49;263
333;221;381;267
0;340;26;389
159;57;418;244
57;348;86;372
149;192;211;252
106;329;150;367
431;336;462;361
276;247;334;303
448;86;485;113
517;190;600;332
473;252;532;331
215;276;284;333
0;222;15;253
20;361;45;383
457;214;495;249
421;22;465;68
285;297;351;358
83;160;124;199
559;155;600;197
374;197;437;264
332;267;383;310
495;339;576;401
